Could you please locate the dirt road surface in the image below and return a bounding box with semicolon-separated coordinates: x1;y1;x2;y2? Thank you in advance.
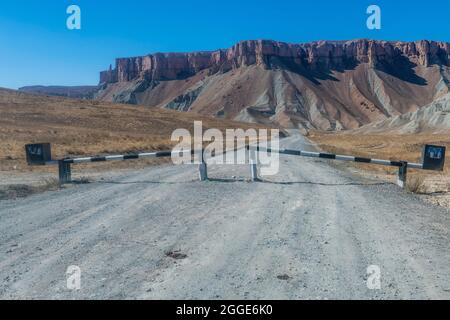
1;133;449;299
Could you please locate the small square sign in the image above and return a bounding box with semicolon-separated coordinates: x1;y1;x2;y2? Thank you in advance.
25;143;52;165
422;145;446;171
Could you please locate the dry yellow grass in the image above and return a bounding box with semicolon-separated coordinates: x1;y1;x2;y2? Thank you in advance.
0;88;272;173
308;130;450;193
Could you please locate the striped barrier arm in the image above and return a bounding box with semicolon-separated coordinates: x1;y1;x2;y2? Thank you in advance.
56;145;255;183
63;146;424;169
62;150;174;164
54;150;181;184
27;142;434;187
249;146;424;169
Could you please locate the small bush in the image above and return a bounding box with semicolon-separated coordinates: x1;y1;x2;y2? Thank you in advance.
76;176;91;184
41;178;60;189
406;175;425;193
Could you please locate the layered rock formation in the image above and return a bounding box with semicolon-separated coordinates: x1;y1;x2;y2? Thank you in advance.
96;39;450;131
353;93;450;134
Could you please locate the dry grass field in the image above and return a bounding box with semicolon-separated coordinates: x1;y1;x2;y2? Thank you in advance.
308;131;450;198
1;87;449;206
0;88;271;174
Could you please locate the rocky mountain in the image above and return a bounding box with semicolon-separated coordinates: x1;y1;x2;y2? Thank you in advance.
353;93;450;134
95;39;450;131
19;85;99;99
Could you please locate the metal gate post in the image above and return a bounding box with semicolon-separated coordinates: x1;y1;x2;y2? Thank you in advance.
58;160;72;185
199;162;208;181
397;161;408;189
66;162;72;183
249;148;259;182
198;151;208;181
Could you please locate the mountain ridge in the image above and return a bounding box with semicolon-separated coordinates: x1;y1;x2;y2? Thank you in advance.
19;85;99;99
43;39;450;131
98;39;450;85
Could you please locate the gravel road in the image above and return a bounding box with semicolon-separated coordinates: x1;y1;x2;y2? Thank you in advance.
0;133;449;299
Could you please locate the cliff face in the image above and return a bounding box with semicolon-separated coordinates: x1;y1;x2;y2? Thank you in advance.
100;39;450;85
96;39;450;131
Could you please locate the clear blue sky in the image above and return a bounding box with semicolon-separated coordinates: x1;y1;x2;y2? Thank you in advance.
0;0;449;89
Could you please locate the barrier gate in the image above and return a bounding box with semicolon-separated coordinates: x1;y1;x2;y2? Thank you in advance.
25;143;446;188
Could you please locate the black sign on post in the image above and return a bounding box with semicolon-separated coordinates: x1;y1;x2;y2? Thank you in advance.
25;143;52;165
422;145;446;171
